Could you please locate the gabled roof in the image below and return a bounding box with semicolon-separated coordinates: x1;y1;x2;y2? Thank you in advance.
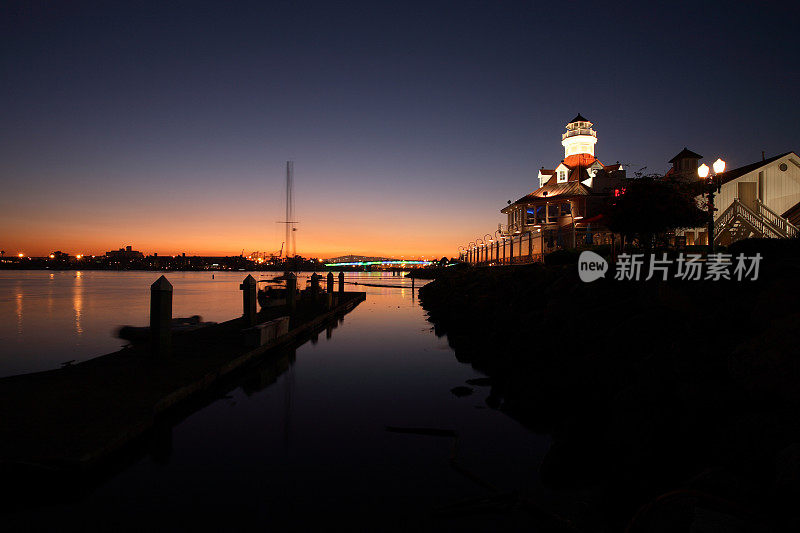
569;166;593;182
569;113;589;123
669;147;703;163
502;181;593;212
718;152;793;185
538;168;555;175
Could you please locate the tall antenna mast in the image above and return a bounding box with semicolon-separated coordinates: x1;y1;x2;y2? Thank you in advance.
286;161;292;258
277;160;297;263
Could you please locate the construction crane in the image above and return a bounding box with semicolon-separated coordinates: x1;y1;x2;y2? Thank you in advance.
270;241;285;261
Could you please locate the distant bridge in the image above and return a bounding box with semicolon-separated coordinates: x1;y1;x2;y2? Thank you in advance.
323;260;434;267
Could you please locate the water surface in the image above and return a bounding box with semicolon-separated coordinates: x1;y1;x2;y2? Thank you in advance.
2;270;549;530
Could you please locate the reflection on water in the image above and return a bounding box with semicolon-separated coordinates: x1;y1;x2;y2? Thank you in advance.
15;286;23;335
73;271;83;336
4;269;549;530
0;270;432;377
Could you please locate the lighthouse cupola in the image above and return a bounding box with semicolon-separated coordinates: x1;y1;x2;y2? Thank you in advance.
561;114;597;158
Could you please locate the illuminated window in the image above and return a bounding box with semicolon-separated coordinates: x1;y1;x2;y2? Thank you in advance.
536;205;546;223
526;208;536;225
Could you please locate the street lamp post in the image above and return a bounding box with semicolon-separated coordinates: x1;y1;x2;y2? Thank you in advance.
533;224;545;262
698;158;726;253
468;241;476;264
458;246;466;262
570;214;583;248
483;234;493;264
475;238;485;264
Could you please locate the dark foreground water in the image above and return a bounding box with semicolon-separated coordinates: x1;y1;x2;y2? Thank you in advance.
2;271;549;530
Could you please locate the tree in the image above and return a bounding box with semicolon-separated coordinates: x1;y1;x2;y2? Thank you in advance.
603;174;706;249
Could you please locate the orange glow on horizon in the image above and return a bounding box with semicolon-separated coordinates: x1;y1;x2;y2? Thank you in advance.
1;190;501;260
2;219;487;259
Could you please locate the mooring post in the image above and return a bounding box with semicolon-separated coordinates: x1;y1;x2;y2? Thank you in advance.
310;273;320;295
285;272;297;311
240;274;257;326
338;271;344;293
150;275;172;357
326;272;335;309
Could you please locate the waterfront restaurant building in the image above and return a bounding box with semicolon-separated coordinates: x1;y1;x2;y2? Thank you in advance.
500;115;625;254
670;150;800;245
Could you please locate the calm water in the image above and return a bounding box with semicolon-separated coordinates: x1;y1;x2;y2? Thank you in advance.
2;270;549;530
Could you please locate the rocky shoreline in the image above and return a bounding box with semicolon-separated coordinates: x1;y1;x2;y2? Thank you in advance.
419;241;800;531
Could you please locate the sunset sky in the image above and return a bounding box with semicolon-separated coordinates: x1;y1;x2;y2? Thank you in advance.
1;1;798;258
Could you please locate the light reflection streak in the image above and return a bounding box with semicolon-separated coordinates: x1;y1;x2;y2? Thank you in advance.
46;274;55;315
73;271;83;335
15;290;23;334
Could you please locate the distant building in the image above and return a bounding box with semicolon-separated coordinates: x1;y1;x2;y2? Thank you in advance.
666;147;704;182
500;114;626;249
106;245;144;260
674;151;800;245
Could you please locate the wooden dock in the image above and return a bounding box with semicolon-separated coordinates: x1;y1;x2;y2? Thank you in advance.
0;290;366;476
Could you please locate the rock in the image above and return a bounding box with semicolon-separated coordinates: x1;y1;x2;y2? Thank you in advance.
450;386;474;397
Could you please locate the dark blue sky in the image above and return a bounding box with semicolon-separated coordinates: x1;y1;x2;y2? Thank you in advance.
1;0;798;256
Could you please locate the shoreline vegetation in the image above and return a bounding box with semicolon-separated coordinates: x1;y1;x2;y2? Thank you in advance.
418;239;800;531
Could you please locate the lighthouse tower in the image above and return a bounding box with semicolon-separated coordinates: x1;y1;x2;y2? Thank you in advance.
561;114;597;158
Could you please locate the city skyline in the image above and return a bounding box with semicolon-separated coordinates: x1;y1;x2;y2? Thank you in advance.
2;1;798;257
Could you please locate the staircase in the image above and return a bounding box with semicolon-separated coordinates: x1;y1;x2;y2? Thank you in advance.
714;198;800;244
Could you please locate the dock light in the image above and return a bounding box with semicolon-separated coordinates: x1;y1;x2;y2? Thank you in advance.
18;253;24;258
49;254;55;259
698;158;726;253
76;254;82;259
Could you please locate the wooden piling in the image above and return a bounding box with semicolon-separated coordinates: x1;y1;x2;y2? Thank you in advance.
240;274;257;326
338;271;344;293
150;275;172;356
326;272;334;294
310;273;320;295
285;272;297;311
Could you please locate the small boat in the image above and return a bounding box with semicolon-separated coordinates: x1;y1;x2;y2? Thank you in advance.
257;277;296;308
116;315;216;343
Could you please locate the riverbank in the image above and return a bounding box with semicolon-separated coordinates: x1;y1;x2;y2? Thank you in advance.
419;241;800;531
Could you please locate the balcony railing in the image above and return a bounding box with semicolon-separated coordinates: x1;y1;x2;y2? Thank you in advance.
562;128;596;140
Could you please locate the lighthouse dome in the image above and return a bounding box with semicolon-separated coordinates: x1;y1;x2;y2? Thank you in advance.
562;113;597;158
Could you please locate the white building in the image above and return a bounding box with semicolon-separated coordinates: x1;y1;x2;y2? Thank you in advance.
673;150;800;245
